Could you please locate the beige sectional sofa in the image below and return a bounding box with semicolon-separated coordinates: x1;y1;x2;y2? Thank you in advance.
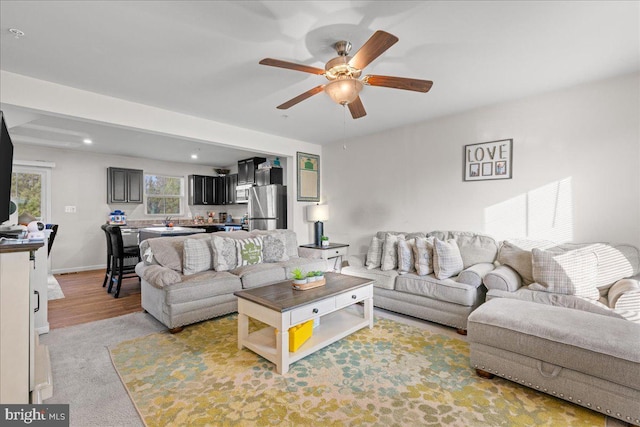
341;231;499;332
135;230;327;331
468;240;640;424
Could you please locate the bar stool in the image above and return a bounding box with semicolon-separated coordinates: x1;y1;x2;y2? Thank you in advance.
100;224;112;288
105;225;141;298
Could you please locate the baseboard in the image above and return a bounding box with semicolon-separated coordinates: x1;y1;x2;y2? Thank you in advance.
52;264;106;275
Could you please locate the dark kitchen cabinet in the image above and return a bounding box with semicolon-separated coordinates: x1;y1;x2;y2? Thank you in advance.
107;167;143;204
188;175;216;205
225;174;238;204
255;167;283;186
237;157;267;185
214;176;225;205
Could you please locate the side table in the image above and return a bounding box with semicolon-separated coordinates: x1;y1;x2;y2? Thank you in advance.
298;243;349;272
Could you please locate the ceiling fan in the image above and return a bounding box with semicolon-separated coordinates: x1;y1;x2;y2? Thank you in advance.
259;30;433;119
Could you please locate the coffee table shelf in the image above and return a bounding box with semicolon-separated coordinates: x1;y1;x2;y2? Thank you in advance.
243;309;370;366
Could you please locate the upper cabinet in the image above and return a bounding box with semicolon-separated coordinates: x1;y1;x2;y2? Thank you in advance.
189;175;216;205
107;167;143;204
237;157;267;185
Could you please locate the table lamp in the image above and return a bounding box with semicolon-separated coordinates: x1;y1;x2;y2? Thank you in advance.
307;204;329;246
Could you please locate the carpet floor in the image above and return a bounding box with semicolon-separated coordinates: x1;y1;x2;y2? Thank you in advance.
110;310;604;427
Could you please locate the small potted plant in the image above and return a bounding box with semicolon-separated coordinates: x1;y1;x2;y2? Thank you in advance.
314;270;325;280
321;235;329;247
306;271;317;282
291;268;307;285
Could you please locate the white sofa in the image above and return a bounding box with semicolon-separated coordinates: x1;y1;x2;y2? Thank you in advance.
135;230;328;332
341;231;498;332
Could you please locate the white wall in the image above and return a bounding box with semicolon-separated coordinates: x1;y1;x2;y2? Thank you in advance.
323;73;640;254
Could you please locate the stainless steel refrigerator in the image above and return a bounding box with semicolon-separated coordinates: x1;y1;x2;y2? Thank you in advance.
248;184;287;230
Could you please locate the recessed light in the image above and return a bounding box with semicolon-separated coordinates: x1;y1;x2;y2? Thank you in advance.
83;138;92;144
9;28;25;39
191;154;198;159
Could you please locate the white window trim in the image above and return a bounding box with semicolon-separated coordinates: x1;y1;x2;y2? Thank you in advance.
143;173;184;216
13;160;55;223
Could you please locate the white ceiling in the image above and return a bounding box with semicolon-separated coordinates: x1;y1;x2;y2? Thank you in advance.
1;1;638;166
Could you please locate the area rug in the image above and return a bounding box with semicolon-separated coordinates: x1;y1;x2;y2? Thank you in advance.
47;274;64;300
110;314;604;427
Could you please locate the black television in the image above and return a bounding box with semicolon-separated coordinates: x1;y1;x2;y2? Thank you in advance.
0;111;14;224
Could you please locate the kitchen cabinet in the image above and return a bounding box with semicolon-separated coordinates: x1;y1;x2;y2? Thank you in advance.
214;176;225;205
107;167;143;204
224;174;238;204
237;157;267;185
255;167;283;186
188;175;216;205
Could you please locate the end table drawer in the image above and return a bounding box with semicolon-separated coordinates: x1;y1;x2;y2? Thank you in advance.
321;246;348;260
336;285;372;308
290;298;335;324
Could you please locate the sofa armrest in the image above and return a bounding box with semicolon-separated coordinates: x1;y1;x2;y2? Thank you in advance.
457;262;495;287
608;278;640;311
346;253;366;268
136;262;182;289
483;264;522;292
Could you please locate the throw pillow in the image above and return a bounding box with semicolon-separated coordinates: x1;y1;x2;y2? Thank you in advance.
381;233;403;271
365;236;383;270
433;238;464;279
236;237;264;266
397;236;416;274
530;248;599;300
413;236;435;276
262;233;290;263
182;238;213;275
211;235;238;271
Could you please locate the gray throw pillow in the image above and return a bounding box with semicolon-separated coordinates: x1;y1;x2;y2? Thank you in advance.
182;238;213;275
262;233;289;263
397;236;416;274
366;236;383;270
381;233;403;271
530;247;599;300
211;235;238;271
413;236;435;276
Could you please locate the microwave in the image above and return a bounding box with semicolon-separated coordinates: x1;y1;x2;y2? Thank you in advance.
235;184;252;203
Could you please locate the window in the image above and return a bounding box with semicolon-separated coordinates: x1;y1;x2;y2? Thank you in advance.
11;162;53;223
144;174;183;215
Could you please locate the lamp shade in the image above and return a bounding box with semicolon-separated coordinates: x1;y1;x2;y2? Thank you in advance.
324;78;363;105
307;204;329;222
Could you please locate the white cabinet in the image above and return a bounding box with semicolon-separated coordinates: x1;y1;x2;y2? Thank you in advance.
0;242;52;404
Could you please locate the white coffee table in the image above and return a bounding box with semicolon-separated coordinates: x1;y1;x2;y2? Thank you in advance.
234;272;374;374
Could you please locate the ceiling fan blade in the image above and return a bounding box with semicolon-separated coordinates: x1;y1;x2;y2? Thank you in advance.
348;97;367;119
276;85;325;110
349;31;399;71
363;75;433;92
259;58;325;75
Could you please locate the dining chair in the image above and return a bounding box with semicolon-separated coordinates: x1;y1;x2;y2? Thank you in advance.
45;224;58;257
100;224;113;288
105;225;141;298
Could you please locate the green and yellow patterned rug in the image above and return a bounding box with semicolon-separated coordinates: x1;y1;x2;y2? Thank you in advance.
110;314;604;427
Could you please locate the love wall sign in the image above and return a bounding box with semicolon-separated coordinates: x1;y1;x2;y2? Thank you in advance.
463;139;512;181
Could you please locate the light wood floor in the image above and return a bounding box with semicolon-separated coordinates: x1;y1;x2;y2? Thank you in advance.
49;269;142;329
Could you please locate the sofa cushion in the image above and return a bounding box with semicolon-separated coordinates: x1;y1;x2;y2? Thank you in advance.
395;273;482;306
413;236;434;276
137;264;181;288
211;235;238;271
146;233;211;272
235;237;264;266
232;263;286;289
381;233;403;271
397;236;416;274
530;247;599;300
262;233;290;263
164;270;242;304
251;229;299;258
448;231;498;268
182;238;213;275
365;236;383;270
341;265;398;290
433;239;464;279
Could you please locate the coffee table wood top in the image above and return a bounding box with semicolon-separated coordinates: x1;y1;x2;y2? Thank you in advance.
234;272;373;313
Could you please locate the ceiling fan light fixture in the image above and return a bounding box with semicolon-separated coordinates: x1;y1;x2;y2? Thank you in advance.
324;78;363;105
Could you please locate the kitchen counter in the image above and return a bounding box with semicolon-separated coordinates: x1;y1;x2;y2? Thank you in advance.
138;226;207;242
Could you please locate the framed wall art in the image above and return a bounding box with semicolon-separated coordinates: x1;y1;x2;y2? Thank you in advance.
464;139;512;181
297;152;320;201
